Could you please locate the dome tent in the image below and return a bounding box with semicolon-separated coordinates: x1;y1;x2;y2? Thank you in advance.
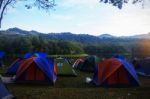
6;52;47;75
55;57;77;76
15;57;57;84
77;55;100;72
93;58;140;87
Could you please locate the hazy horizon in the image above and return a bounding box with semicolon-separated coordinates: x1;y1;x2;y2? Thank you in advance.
1;0;150;36
3;27;150;37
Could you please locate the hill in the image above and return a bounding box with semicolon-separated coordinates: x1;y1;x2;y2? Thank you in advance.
1;27;149;44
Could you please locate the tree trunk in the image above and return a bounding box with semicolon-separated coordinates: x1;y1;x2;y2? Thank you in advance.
0;17;2;28
0;7;3;28
0;0;11;28
0;0;3;28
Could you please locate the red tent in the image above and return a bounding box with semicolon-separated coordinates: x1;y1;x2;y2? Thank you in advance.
93;58;139;87
15;57;57;84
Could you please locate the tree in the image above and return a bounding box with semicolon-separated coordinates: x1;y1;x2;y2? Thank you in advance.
0;0;56;28
100;0;145;9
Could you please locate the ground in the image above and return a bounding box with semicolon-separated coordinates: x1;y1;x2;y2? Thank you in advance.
1;70;149;99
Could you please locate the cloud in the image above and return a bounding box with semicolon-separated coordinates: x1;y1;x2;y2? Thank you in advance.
2;0;150;36
57;0;99;9
51;14;73;21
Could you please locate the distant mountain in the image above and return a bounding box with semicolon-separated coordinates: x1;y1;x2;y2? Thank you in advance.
3;27;101;44
7;27;40;36
1;27;150;41
7;27;29;35
98;34;116;39
130;33;150;39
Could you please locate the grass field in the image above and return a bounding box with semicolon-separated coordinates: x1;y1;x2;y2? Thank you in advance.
1;70;149;99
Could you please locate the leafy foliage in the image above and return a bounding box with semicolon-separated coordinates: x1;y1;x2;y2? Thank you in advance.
1;29;150;59
0;0;56;28
100;0;145;9
0;31;85;56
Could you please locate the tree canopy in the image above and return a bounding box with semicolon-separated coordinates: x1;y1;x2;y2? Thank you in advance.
100;0;144;9
0;0;56;28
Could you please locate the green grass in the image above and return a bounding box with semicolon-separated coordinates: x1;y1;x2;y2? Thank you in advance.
1;62;150;99
3;70;150;99
49;54;88;58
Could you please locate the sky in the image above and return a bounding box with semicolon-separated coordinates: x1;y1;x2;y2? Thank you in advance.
1;0;150;36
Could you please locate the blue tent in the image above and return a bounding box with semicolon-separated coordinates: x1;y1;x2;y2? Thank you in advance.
6;58;23;75
35;52;47;58
24;52;47;58
0;51;5;59
7;52;48;75
6;52;32;75
0;51;5;67
93;57;140;87
24;52;34;58
0;78;14;99
113;54;125;60
15;57;57;84
118;58;140;86
135;58;150;76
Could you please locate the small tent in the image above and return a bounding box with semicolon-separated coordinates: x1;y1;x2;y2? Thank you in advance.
77;56;100;72
0;51;5;67
0;78;14;99
93;58;140;87
15;57;57;84
7;52;47;75
55;58;77;76
135;57;150;76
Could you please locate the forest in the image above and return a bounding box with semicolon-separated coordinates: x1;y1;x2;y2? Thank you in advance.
0;29;150;60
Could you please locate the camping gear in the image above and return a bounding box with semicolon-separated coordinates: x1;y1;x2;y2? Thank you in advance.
15;57;56;84
55;57;77;76
93;58;140;87
85;77;92;84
